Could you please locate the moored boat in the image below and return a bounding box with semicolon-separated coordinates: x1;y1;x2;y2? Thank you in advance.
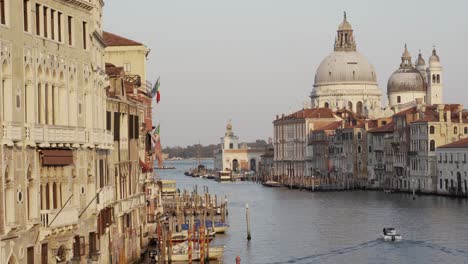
262;181;283;187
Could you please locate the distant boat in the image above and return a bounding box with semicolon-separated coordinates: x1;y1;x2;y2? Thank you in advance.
262;181;283;187
382;227;402;241
155;166;176;170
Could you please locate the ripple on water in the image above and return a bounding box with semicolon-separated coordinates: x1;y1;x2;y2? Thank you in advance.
159;160;468;264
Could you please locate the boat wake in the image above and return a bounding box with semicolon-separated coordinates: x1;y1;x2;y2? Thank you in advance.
267;239;382;264
404;240;468;257
267;239;468;264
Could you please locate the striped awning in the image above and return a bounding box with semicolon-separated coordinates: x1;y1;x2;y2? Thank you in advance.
39;150;74;166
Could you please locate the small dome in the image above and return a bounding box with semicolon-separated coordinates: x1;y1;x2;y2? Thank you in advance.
314;51;378;86
387;67;426;93
415;51;425;67
429;48;441;66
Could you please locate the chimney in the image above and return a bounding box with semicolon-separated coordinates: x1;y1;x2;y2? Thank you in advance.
276;115;279;120
438;104;445;122
458;105;464;124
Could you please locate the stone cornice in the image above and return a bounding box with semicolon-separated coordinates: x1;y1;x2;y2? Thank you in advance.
55;0;94;11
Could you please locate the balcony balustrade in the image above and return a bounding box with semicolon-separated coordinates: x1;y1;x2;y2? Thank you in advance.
1;122;22;145
40;206;79;228
13;124;115;147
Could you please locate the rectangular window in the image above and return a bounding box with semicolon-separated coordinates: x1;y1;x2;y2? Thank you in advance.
89;232;99;255
99;160;104;188
27;246;34;264
113;112;120;141
106;111;111;130
82;21;87;49
50;9;55;40
0;0;6;25
41;243;48;264
35;3;40;35
43;6;48;38
124;62;131;72
67;16;73;45
58;12;62;42
24;0;29;32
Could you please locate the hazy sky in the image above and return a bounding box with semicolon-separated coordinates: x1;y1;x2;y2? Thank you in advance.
104;0;468;147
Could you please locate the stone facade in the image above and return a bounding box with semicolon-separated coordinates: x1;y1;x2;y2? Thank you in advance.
273;108;341;179
0;1;155;263
436;138;468;197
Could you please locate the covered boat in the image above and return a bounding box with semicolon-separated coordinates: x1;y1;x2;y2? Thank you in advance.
382;227;402;241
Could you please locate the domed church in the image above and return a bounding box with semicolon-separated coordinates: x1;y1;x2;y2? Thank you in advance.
387;45;444;108
311;13;383;116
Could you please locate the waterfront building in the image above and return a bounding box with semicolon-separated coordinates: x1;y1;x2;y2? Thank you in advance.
307;121;341;184
387;45;444;109
259;145;274;180
331;121;371;189
0;0;113;263
273;108;341;179
104;61;152;263
214;121;264;172
311;13;386;118
367;122;394;189
409;104;468;193
436;138;468;197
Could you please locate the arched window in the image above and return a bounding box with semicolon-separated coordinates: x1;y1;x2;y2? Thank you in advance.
356;101;363;115
430;126;435;134
324;102;329;109
357;146;362;153
432;74;436;83
357;132;362;140
348;101;353;110
454;126;458;134
436;74;440;84
430;140;435;152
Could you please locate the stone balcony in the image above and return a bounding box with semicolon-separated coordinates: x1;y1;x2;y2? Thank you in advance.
97;185;115;210
40;206;79;228
118;194;145;214
0;122;113;148
1;122;22;146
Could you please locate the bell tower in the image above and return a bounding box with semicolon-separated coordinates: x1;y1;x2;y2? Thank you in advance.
427;48;443;105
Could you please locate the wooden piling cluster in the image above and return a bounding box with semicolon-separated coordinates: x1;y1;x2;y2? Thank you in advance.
154;186;229;263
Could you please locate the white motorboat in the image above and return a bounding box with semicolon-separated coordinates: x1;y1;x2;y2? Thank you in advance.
382;227;402;241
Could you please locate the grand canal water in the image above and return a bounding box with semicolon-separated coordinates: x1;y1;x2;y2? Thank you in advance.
157;159;468;264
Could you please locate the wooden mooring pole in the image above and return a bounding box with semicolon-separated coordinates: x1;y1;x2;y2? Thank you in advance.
246;203;251;241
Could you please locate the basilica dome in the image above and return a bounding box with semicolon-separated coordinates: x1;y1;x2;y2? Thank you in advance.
310;13;382;114
387;68;426;93
314;51;378;87
387;45;426;94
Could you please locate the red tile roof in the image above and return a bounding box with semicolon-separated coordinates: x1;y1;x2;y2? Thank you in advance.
103;31;143;47
315;121;342;131
276;108;336;121
368;122;394;133
438;138;468;149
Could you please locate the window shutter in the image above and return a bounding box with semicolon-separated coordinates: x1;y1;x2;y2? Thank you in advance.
106;111;111;130
114;112;120;141
129;115;134;139
135;115;139;138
